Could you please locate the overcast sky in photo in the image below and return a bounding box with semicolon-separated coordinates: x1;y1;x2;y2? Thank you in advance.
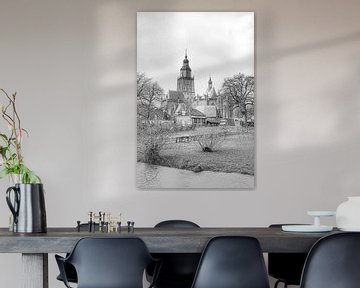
137;12;254;96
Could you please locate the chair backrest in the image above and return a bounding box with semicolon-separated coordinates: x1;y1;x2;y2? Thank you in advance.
191;236;270;288
150;220;201;287
155;219;200;228
300;232;360;288
268;224;308;285
66;237;154;288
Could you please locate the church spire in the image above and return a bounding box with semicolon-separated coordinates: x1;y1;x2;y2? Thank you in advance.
177;50;195;99
182;50;189;66
180;50;191;76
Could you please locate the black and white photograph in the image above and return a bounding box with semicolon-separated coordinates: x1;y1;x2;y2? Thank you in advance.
137;12;255;189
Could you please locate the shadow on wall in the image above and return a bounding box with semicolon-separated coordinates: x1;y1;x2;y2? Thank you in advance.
263;31;360;62
257;14;360;209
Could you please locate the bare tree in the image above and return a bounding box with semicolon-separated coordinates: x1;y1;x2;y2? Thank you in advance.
137;73;164;120
196;127;227;152
138;125;170;164
221;73;254;123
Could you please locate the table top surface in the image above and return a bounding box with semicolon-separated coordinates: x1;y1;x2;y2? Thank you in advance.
0;227;340;253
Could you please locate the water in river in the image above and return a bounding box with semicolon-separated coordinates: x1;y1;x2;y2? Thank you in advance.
136;162;254;189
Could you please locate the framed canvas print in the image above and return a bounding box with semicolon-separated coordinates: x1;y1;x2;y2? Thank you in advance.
137;12;254;189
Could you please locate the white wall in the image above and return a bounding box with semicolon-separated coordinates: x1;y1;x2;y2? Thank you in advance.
0;0;360;287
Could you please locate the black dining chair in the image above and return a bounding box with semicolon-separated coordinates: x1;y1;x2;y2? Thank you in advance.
300;232;360;288
146;220;201;288
56;223;99;284
268;224;308;288
191;236;270;288
55;237;160;288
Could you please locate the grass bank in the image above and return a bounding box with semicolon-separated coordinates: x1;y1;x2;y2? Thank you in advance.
137;127;254;175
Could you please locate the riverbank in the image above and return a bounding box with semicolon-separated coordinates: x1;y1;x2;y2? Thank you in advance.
137;162;255;189
137;127;254;175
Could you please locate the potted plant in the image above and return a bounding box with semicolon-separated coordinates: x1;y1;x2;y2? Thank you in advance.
0;88;46;233
0;89;40;183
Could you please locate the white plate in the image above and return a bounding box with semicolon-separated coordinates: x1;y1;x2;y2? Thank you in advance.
282;225;333;232
307;211;336;217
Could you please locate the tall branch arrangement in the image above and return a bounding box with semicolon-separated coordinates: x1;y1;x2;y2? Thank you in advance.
0;88;40;183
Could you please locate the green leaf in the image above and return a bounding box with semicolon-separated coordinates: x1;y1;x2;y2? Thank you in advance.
10;153;17;161
17;164;41;184
0;168;9;179
1;146;8;157
0;133;8;142
21;128;29;137
28;171;40;184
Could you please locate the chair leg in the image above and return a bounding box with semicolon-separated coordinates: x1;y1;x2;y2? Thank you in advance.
274;280;289;288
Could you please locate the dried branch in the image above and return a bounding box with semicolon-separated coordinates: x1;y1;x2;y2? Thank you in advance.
0;88;40;183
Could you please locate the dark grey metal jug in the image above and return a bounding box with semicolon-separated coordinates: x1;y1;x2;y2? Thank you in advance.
6;183;47;233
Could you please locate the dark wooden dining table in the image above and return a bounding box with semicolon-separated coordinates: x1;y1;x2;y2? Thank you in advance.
0;226;339;288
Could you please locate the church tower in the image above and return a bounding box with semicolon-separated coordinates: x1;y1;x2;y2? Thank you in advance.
204;76;217;102
177;51;195;100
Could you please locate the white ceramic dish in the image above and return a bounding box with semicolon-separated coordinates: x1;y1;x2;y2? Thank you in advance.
307;211;336;217
282;225;333;233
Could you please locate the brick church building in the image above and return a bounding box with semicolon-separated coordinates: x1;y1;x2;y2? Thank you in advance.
161;52;253;126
